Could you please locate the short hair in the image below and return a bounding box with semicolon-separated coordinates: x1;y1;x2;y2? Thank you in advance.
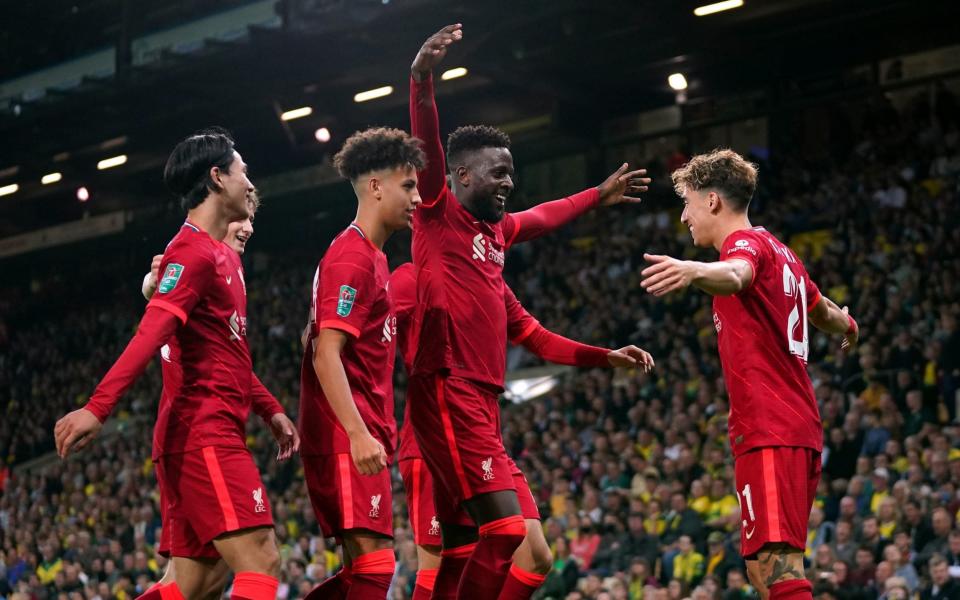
447;125;511;165
333;127;426;181
247;188;260;211
671;148;758;212
164;127;237;211
929;554;947;568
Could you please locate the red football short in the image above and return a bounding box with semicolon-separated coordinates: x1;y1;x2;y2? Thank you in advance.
407;374;518;510
303;453;393;540
157;446;273;558
154;469;172;557
400;457;540;547
734;446;821;558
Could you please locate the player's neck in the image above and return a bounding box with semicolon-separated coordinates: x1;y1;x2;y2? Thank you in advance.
187;201;230;242
353;211;389;250
711;214;752;252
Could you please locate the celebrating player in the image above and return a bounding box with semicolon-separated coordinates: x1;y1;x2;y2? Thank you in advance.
391;263;653;600
139;188;299;600
640;149;859;600
299;127;425;599
408;24;652;598
54;129;287;600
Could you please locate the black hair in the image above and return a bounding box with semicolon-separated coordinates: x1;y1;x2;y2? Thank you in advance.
446;125;511;165
333;127;427;181
163;127;237;211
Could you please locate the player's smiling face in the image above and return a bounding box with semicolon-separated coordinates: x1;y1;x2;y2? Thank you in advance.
218;151;254;221
464;147;514;223
377;164;422;231
225;199;256;255
680;187;714;248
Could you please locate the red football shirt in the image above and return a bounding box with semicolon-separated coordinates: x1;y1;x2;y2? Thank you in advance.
151;247;281;459
712;227;824;457
145;222;255;453
409;74;598;390
393;260;541;461
299;223;397;457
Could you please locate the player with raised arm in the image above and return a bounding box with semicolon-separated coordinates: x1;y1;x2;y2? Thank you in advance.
390;263;653;600
138;189;299;600
299;128;425;600
639;149;859;600
54;129;288;600
409;24;652;598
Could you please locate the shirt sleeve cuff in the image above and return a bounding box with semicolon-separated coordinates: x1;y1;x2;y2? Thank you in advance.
318;319;361;339
147;299;188;324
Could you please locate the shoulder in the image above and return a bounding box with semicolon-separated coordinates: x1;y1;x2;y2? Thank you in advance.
165;231;217;266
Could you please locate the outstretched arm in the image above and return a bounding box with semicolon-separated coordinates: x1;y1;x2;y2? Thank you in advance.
55;306;180;457
506;286;654;370
506;164;651;246
410;24;462;204
809;295;859;350
640;254;753;297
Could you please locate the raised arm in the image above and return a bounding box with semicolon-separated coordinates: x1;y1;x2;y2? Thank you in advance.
410;24;462;204
141;254;164;300
809;295;859;350
505;163;651;246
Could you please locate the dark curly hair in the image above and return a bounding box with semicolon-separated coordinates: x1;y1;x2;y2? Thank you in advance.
446;125;511;165
163;126;237;211
333;127;426;180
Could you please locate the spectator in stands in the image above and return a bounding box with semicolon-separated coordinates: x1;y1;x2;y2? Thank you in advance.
921;555;960;600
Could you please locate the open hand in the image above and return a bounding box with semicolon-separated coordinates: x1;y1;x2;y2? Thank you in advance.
269;413;300;461
412;24;463;81
640;253;696;296
597;163;651;206
54;408;103;459
607;345;655;372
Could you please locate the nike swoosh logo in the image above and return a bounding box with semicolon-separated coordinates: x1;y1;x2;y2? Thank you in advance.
745;527;756;539
226;276;232;285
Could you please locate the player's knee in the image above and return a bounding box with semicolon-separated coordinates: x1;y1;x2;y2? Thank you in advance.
529;543;553;575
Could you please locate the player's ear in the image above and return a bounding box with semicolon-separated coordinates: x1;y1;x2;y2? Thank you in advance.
455;165;470;187
366;175;383;200
209;166;225;192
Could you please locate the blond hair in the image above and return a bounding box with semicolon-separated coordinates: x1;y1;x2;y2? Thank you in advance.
671;148;758;211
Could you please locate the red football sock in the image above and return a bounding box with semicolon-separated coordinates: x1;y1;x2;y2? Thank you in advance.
232;572;279;600
305;566;352;600
457;516;526;599
412;568;439;600
497;564;547;600
769;579;813;600
431;543;476;600
346;548;394;600
137;582;184;600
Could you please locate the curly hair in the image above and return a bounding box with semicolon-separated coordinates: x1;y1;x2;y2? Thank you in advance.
670;148;758;211
447;125;511;165
333;127;426;180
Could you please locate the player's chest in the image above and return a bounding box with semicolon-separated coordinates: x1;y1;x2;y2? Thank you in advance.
447;213;506;275
201;261;248;338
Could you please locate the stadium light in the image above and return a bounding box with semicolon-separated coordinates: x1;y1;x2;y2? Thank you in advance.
694;0;743;16
97;155;127;170
354;86;393;103
315;127;331;143
41;172;63;185
668;73;688;91
441;67;468;81
0;183;18;197
281;106;313;121
76;186;90;202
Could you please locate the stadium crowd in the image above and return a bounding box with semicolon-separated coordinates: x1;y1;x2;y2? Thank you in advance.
1;86;960;600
